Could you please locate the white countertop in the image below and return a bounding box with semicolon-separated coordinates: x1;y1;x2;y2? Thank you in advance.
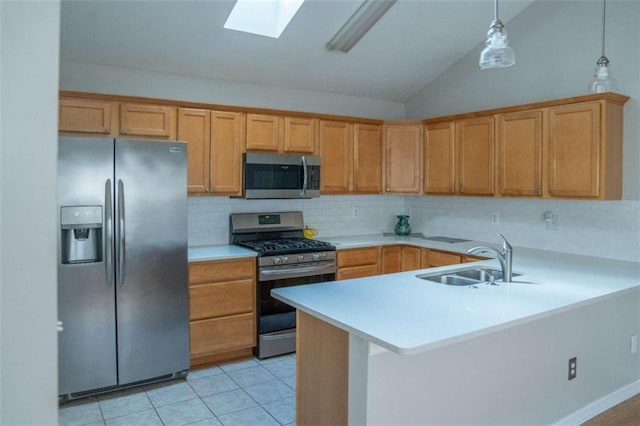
272;247;640;355
188;245;257;261
187;233;488;262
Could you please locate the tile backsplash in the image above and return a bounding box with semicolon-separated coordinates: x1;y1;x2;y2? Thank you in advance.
189;195;639;262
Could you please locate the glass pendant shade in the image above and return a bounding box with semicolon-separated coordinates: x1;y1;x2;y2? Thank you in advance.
590;56;618;93
479;19;515;70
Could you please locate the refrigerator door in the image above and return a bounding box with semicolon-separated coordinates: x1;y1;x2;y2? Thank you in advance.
58;137;117;395
114;139;189;384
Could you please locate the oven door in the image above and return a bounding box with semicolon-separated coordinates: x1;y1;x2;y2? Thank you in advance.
258;262;335;334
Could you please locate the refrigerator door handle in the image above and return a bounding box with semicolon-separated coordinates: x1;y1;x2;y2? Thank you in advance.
117;179;126;287
105;179;114;287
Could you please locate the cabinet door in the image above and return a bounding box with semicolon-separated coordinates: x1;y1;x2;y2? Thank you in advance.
428;250;462;267
497;110;543;197
401;246;421;271
319;120;352;193
59;97;116;136
457;116;495;195
120;103;177;140
210;111;244;195
246;113;280;151
178;108;211;194
284;117;317;153
384;124;423;194
380;245;402;274
190;313;255;359
424;122;456;194
353;123;383;193
548;102;601;198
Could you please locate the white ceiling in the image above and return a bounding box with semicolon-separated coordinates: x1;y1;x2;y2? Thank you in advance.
60;0;536;103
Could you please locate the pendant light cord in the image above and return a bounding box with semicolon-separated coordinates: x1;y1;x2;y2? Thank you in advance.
494;0;499;21
601;0;607;57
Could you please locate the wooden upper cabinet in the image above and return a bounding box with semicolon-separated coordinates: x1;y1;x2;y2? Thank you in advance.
210;111;245;195
59;97;117;136
456;116;495;196
496;110;543;197
424;122;456;195
178;109;244;195
547;101;619;199
319;120;353;194
246;113;280;151
178;108;211;194
353;123;383;193
284;117;318;154
384;123;423;194
120;103;177;140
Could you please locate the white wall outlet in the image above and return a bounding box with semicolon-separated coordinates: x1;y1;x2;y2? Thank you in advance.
491;212;499;225
543;211;559;231
631;334;638;354
352;207;359;219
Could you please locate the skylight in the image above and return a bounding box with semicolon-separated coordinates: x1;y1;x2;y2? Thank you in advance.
224;0;305;39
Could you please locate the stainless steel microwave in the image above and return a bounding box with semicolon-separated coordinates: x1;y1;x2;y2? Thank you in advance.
242;152;321;199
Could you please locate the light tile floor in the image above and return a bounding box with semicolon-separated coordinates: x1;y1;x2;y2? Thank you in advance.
59;354;296;426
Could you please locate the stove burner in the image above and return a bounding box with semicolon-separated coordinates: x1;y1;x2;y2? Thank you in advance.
239;238;335;256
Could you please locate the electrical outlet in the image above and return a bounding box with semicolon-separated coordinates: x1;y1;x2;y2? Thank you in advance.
568;357;577;380
491;212;499;225
631;335;638;354
352;207;359;219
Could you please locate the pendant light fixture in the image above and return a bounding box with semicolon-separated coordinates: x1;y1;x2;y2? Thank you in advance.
479;0;515;70
589;0;617;93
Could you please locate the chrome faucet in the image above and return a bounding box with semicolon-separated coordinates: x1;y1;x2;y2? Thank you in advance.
467;233;513;283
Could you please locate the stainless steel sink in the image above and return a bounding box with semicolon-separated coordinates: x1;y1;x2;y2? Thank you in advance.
420;274;481;286
416;267;522;286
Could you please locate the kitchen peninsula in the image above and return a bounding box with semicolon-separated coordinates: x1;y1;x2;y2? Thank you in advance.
272;243;640;425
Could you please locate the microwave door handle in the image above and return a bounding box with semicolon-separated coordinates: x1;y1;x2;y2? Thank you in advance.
301;155;308;196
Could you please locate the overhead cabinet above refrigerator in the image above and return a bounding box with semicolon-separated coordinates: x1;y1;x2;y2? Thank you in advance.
57;137;189;400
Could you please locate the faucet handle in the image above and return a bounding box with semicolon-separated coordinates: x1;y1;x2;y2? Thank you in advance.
497;233;512;252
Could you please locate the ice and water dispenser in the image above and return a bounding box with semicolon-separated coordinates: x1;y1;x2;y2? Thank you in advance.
60;206;103;264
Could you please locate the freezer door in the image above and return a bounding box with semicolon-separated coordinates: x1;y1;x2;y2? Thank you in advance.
57;137;117;395
115;139;189;384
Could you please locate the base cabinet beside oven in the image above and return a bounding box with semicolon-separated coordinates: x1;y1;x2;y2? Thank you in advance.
188;257;256;367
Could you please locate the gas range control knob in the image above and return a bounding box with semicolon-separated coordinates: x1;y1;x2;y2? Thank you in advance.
297;255;305;261
282;256;288;263
312;253;320;261
274;257;282;264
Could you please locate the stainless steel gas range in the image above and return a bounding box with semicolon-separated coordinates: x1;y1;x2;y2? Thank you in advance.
230;211;336;359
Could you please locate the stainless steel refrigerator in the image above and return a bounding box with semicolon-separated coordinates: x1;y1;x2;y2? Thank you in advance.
57;137;189;400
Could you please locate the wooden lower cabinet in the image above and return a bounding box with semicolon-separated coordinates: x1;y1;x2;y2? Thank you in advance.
421;249;463;268
188;257;256;366
381;245;421;274
337;247;379;280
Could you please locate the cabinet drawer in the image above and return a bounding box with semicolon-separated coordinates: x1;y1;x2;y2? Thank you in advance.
337;247;379;268
189;279;254;321
190;313;255;358
337;264;379;280
428;250;462;267
189;258;255;285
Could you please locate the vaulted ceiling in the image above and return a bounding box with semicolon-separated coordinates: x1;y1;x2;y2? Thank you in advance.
60;0;535;102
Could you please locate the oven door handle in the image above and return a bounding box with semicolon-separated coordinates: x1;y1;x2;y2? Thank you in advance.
259;263;336;281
